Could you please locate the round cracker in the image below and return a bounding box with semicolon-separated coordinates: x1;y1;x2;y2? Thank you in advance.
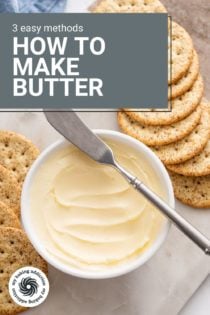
118;104;201;146
169;50;199;99
0;165;21;218
0;131;39;184
168;22;194;84
168;139;210;176
0;227;48;315
91;0;167;13
125;75;204;126
0;201;20;229
152;103;210;164
169;171;210;208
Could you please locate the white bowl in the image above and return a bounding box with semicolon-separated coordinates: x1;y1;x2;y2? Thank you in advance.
21;130;174;279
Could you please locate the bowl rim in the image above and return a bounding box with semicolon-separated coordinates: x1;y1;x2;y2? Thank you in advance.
21;129;174;279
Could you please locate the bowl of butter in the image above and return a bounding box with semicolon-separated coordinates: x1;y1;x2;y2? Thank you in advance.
21;130;174;279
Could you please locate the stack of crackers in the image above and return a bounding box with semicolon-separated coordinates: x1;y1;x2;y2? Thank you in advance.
91;0;210;208
0;131;47;315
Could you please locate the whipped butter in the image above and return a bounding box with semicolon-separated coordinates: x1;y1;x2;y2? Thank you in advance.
30;139;165;271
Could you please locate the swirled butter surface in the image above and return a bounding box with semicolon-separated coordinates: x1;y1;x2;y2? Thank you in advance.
30;139;166;271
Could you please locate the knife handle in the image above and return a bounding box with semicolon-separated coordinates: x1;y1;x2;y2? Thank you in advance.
115;162;210;255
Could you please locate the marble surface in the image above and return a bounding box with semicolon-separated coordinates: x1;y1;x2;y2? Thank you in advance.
4;1;210;314
181;276;210;315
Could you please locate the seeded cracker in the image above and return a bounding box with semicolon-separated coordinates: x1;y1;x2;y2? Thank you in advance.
0;227;48;315
0;165;21;218
152;103;210;164
169;50;199;99
0;131;39;184
168;22;193;84
118;104;201;146
125;75;203;126
91;0;167;13
169;171;210;208
0;201;21;229
167;138;210;176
